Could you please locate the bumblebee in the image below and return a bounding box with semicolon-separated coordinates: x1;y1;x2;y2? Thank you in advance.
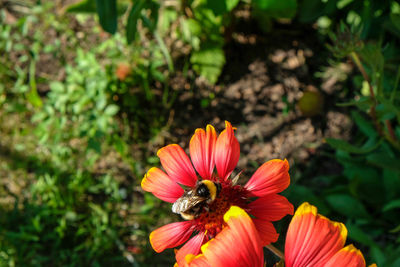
172;180;222;220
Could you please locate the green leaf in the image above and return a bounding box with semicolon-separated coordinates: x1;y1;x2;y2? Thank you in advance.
285;185;330;214
88;137;101;154
95;0;117;34
66;0;96;13
337;0;354;9
298;0;325;23
383;199;400;212
191;44;225;84
336;96;372;110
104;104;119;116
113;135;127;156
159;8;177;34
370;246;386;266
126;0;145;43
376;102;398;121
351;111;378;138
253;0;297;19
343;165;385;206
346;222;376;246
325;194;370;219
391;13;400;32
390;224;400;233
383;169;400;200
226;0;240;12
27;59;42;108
325;138;380;154
206;0;240;15
26;88;42;108
366;153;400;171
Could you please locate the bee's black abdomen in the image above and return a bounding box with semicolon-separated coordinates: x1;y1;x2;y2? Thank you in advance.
196;184;210;197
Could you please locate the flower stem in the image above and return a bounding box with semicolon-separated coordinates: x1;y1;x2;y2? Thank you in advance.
266;244;284;259
350;52;375;99
350;52;400;148
349;52;382;136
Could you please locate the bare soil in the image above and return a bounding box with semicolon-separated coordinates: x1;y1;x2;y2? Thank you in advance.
157;22;353;182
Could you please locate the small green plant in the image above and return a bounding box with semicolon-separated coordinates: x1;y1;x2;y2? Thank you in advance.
33;48;120;165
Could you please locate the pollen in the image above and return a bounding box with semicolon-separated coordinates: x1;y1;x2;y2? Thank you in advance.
193;180;249;238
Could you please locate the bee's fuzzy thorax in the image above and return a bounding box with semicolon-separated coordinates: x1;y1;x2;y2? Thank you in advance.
200;180;218;201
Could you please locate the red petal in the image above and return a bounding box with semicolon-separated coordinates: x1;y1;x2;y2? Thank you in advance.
324;245;366;267
285;202;347;267
176;233;206;266
189;125;217;180
189;255;211;267
248;194;294;221
141;167;184;203
252;218;279;246
183;254;211;267
158;144;197;187
150;221;194;253
215;121;240;180
244;159;290;196
201;206;264;267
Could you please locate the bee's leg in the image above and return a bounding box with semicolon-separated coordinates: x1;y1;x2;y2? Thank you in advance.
181;213;195;220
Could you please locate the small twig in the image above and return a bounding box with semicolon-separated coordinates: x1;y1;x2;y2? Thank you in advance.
265;244;284;259
385;120;400;149
386;120;397;141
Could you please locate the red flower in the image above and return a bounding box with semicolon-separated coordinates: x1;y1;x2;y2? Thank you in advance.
176;206;264;267
285;202;374;267
142;121;293;258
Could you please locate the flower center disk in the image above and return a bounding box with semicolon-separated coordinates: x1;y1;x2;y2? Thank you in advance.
194;180;248;238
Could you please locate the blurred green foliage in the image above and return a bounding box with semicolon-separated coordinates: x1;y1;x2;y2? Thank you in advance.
1;0;400;266
68;0;299;84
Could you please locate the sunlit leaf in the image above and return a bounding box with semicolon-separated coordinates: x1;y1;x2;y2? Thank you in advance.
191;44;225;84
104;104;119;116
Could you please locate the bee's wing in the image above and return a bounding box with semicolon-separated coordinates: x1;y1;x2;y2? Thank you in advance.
172;193;207;214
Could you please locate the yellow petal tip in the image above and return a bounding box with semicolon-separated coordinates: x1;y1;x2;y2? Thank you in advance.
294;202;317;217
223;206;248;222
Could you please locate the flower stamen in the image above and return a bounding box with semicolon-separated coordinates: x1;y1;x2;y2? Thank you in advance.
193;179;248;238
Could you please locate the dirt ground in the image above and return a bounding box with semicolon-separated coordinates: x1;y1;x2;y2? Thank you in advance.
155;22;354;183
